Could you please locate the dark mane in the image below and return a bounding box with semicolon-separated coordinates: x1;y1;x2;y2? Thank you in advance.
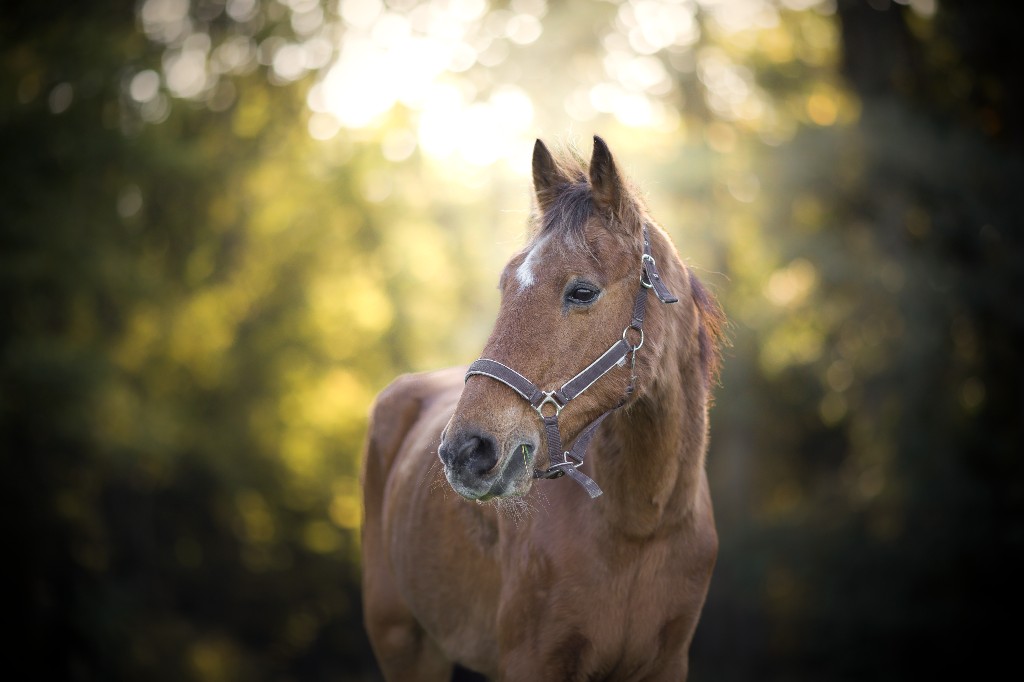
531;144;591;244
690;273;727;389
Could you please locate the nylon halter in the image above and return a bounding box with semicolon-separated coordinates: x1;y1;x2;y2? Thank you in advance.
464;227;678;499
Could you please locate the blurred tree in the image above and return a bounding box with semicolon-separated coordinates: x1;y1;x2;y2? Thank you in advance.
694;1;1024;679
1;1;391;679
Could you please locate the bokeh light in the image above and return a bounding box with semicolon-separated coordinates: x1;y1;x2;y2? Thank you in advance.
8;0;1023;680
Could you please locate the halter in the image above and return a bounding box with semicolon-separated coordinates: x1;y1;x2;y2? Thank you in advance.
464;227;678;499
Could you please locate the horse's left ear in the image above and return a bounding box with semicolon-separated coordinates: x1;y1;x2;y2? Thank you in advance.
589;136;635;233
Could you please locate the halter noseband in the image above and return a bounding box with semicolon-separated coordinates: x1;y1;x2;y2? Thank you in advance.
464;227;678;499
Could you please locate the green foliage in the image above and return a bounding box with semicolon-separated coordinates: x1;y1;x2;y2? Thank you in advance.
2;3;382;679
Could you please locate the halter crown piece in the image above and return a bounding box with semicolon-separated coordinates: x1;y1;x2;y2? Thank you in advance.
464;227;678;499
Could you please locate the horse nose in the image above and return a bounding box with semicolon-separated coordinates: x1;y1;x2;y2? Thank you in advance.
441;431;499;477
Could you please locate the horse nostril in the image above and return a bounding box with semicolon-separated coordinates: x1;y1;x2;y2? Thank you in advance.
438;439;455;468
458;434;499;477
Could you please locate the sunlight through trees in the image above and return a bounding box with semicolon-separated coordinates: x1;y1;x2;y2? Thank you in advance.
4;0;1021;680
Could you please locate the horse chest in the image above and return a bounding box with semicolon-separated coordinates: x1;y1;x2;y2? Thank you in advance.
496;531;693;674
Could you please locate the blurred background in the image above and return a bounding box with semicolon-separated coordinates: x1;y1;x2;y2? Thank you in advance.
3;0;1021;679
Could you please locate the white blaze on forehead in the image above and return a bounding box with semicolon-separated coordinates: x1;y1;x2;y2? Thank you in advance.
515;233;550;289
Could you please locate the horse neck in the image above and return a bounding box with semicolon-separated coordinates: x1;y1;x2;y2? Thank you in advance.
592;277;710;537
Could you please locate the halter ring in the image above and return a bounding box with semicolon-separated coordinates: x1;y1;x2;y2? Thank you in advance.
534;391;564;419
622;325;645;351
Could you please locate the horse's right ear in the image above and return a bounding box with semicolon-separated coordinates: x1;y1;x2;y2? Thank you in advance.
532;139;568;213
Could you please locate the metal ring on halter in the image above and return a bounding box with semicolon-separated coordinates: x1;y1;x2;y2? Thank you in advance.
640;253;656;288
534;391;564;419
622;325;645;351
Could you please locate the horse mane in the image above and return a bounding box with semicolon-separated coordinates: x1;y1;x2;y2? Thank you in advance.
690;274;727;389
534;143;727;390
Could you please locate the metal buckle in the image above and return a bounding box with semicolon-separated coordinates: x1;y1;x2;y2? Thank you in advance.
535;452;583;479
641;253;656;289
534;391;565;419
555;451;583;469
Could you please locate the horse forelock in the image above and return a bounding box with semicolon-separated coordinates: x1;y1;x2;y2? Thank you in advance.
539;181;595;248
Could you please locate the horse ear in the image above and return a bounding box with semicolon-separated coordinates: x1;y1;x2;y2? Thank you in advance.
532;139;568;213
589;135;625;216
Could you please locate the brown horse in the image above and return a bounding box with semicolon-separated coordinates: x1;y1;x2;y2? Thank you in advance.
361;136;725;681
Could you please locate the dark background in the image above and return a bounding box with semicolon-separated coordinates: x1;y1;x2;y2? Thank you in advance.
3;1;1021;680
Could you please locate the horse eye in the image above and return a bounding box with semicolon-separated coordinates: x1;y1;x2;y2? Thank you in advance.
566;284;600;306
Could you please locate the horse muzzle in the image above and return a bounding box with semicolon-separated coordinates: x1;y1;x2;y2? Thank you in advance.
438;429;536;500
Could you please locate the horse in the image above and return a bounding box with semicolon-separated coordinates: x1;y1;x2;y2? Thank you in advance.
361;136;725;681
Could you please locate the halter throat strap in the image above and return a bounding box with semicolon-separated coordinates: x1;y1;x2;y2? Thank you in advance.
464;227;677;499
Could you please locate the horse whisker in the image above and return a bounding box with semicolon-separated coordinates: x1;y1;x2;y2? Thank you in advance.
423;453;451;498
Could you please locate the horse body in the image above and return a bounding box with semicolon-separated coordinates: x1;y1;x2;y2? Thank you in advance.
362;137;724;681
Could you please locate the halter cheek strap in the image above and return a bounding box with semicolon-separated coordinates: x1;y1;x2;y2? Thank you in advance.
464;227;678;499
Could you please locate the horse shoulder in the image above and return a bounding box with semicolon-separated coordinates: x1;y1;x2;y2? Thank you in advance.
362;368;471;680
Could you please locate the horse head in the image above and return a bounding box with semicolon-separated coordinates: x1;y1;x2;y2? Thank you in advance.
438;136;690;501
